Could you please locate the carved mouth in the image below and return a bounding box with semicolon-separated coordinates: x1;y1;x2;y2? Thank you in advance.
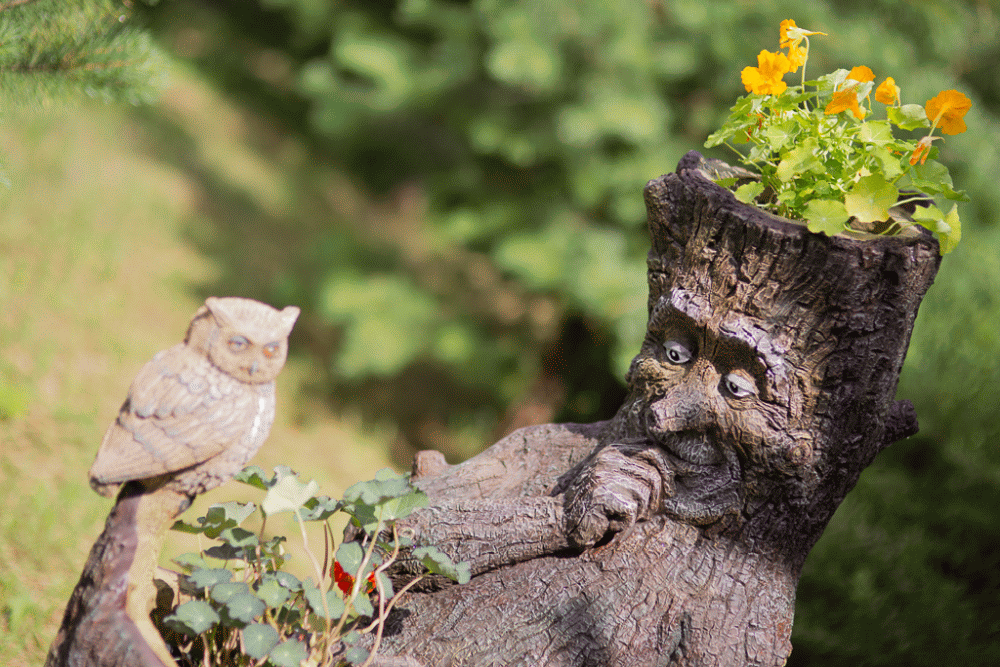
658;430;723;469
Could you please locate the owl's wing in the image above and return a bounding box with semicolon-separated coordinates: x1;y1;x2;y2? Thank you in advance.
89;344;258;488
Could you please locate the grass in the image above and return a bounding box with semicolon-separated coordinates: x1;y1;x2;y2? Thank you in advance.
0;62;395;666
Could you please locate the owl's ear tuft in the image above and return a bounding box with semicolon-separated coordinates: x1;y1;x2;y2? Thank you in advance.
279;306;300;334
204;296;237;328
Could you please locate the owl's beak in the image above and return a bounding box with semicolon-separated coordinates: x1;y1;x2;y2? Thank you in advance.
248;361;259;377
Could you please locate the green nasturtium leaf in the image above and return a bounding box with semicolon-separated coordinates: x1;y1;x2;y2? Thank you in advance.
776;140;822;183
336;541;365;577
844;175;898;223
255;578;291;608
220;591;265;626
858;120;893;146
234;465;274;490
187;567;232;590
267;639;309;667
412;545;472;584
734;181;764;204
198;502;256;538
171;552;209;572
261;471;320;517
805;199;850;236
344;645;371;665
912;204;962;254
303;579;346;619
210;581;249;604
887;104;929;131
163;600;219;635
242;623;280;660
299;494;342;521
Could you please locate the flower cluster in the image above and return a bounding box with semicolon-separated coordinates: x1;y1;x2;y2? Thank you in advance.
707;20;970;253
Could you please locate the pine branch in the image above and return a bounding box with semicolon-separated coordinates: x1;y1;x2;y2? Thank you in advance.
0;0;165;107
0;0;44;13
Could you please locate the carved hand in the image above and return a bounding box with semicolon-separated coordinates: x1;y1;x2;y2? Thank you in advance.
561;443;675;549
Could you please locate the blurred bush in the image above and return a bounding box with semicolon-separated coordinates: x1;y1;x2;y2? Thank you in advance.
140;0;999;663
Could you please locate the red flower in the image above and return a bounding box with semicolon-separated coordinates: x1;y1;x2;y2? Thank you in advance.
333;561;354;596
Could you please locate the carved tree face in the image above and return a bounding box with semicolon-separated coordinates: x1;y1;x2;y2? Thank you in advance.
611;286;814;526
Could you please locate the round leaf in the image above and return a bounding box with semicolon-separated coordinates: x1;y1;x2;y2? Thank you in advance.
267;639;309;667
163;600;219;635
242;623;279;660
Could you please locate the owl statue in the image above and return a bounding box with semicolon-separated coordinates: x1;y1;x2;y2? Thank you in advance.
89;296;300;499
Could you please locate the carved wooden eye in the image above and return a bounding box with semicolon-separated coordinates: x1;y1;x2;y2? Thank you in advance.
722;372;757;398
228;335;250;352
263;342;281;359
663;341;692;365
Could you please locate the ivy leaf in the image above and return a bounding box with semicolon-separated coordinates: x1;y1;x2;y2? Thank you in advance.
844;175;898;223
412;545;472;584
261;471;320;517
887;104;929;131
805;199;850;236
734;181;764;204
163;600;219;635
267;639;309;667
242;623;280;660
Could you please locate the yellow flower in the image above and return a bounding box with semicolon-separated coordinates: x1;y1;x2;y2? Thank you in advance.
909;135;941;165
875;77;900;105
741;50;791;95
824;86;866;119
925;89;972;135
780;19;826;73
846;66;875;83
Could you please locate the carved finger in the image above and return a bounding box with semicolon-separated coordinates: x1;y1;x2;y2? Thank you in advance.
563;445;673;548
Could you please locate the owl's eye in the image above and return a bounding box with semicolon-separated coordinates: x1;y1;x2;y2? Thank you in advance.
262;342;281;359
722;372;757;398
663;341;692;365
228;335;250;352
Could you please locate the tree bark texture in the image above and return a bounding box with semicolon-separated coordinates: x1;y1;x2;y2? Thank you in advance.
373;152;942;666
45;483;188;667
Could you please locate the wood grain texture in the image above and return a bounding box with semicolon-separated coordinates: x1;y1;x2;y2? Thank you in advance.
372;152;941;666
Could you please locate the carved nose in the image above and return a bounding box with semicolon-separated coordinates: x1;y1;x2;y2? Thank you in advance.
649;389;714;433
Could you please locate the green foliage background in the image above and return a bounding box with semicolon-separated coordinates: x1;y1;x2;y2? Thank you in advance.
134;0;999;663
3;0;996;663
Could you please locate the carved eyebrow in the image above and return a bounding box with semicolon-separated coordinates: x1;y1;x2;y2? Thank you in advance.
652;291;786;383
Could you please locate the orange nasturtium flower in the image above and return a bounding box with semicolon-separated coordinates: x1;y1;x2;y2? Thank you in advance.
846;66;875;83
741;49;791;95
780;19;826;72
909;135;941;165
875;77;901;105
925;89;972;135
825;86;866;120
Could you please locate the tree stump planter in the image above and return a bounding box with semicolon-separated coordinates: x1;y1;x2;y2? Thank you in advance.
372;151;942;666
